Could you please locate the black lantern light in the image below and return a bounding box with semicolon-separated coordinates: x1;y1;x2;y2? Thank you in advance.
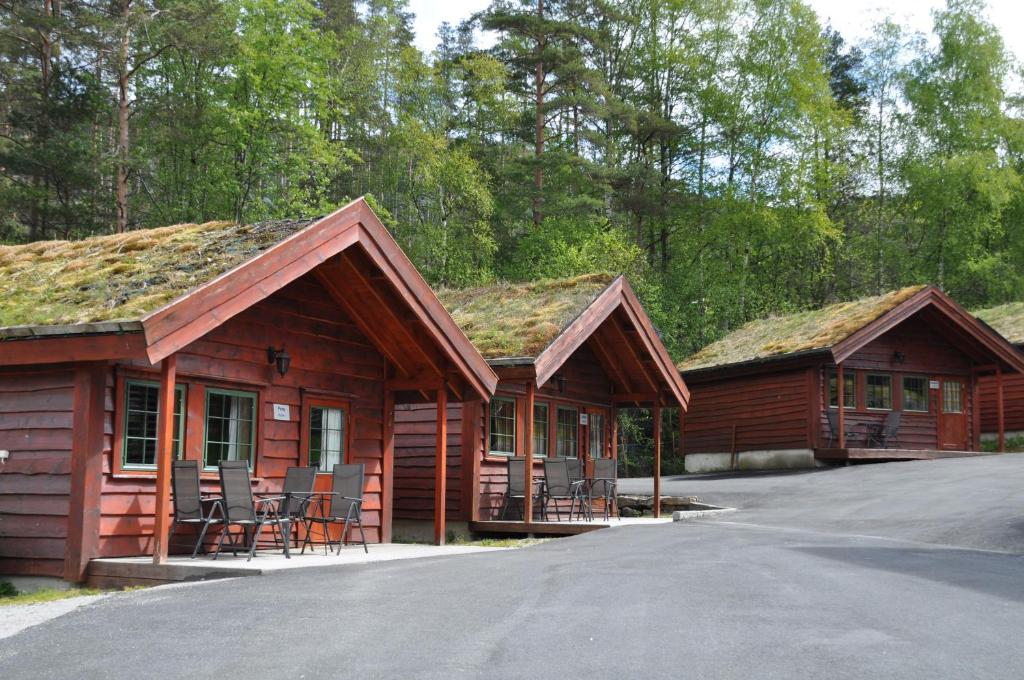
267;346;291;376
556;374;567;393
893;351;906;364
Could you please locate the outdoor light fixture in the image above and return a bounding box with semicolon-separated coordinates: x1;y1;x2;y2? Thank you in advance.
267;346;291;377
893;351;906;364
556;374;567;393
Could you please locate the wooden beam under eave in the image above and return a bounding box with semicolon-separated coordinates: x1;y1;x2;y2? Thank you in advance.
434;384;448;545
152;354;177;565
588;328;634;394
653;403;662;519
604;313;661;396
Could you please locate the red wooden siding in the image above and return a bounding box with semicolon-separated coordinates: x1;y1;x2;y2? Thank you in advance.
97;272;388;556
0;368;77;577
683;369;811;454
393;403;462;521
979;372;1024;434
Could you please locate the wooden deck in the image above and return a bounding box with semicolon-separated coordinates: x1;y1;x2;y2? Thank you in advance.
815;447;989;463
469;517;671;537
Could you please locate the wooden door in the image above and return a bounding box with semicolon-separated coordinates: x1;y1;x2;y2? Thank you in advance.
938;378;967;451
583;409;609;476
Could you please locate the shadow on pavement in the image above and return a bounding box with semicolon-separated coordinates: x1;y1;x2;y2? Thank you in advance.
789;544;1024;603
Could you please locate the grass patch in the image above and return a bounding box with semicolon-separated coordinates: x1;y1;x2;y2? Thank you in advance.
981;436;1024;453
0;583;102;606
975;301;1024;345
391;535;551;549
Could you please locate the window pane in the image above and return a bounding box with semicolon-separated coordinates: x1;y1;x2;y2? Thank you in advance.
589;413;605;458
866;374;892;410
489;398;516;455
533;403;548;457
556;407;578;458
828;372;856;408
943;381;963;413
123;382;183;468
309;406;345;472
902;376;928;412
205;390;257;468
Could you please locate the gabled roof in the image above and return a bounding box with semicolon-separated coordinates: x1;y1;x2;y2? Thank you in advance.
440;274;689;408
680;285;1024;377
0;198;498;400
974;301;1024;345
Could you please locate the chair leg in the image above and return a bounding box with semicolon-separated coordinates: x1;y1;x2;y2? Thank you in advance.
213;524;229;560
247;521;265;561
192;519;214;559
353;507;367;553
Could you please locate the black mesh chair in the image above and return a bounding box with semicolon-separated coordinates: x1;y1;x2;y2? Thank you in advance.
301;463;367;555
257;465;316;550
867;411;901;449
542;459;589;521
826;411;861;447
566;457;592;520
169;459;223;558
499;457;543;521
214;461;290;561
589;458;618;520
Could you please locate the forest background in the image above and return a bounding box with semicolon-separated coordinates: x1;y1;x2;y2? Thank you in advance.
3;0;1022;471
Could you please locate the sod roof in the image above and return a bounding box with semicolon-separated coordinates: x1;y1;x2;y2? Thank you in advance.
0;218;317;336
678;285;928;372
437;273;616;360
974;301;1024;345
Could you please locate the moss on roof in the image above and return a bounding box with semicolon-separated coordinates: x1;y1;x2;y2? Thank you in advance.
437;273;616;360
974;301;1024;345
0;218;317;333
678;285;927;372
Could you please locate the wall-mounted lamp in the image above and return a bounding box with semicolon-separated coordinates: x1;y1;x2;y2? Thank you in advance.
267;346;291;377
556;374;567;393
893;351;906;364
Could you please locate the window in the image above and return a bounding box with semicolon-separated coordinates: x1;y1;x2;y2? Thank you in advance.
902;376;929;412
122;381;184;468
204;388;256;469
866;374;893;410
556;406;578;457
589;413;606;458
943;381;963;414
828;371;856;409
489;397;516;456
533;402;549;457
309;406;345;471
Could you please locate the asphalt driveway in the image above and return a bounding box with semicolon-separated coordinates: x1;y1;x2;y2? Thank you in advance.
2;455;1024;679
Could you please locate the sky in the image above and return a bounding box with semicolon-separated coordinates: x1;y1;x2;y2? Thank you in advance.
408;0;1024;61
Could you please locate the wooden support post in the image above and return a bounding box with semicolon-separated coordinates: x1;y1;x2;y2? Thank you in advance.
523;381;535;524
653;404;662;519
997;365;1006;453
837;363;846;450
64;363;106;582
152;354;177;565
381;389;395;543
678;407;685;468
434;384;448;545
611;407;619;462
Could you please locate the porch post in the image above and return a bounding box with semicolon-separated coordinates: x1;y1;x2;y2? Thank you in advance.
653;403;662;519
997;365;1006;453
433;383;448;545
152;354;177;565
611;407;618;462
381;389;395;543
523;381;535;524
837;363;846;449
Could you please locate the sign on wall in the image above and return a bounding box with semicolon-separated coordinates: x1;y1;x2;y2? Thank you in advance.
580;413;588;425
273;403;291;421
929;380;940;390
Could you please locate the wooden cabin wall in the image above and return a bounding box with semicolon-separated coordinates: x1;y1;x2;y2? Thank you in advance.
683;369;811;454
392;402;463;522
817;318;974;450
0;367;79;577
98;273;388;556
978;372;1024;435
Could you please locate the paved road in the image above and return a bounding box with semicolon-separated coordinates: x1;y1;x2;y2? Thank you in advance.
3;456;1024;679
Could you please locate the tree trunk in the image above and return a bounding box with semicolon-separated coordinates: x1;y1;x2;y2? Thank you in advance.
533;0;545;227
115;0;131;234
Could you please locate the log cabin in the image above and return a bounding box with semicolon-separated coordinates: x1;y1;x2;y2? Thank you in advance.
0;197;497;584
392;274;689;537
973;301;1024;447
677;286;1024;472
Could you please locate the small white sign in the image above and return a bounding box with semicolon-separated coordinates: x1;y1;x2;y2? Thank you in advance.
273;403;291;421
929;380;940;390
579;413;588;426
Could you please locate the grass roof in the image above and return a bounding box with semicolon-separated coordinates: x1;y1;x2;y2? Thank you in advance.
437;273;616;360
678;285;927;372
974;301;1024;345
0;218;317;335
